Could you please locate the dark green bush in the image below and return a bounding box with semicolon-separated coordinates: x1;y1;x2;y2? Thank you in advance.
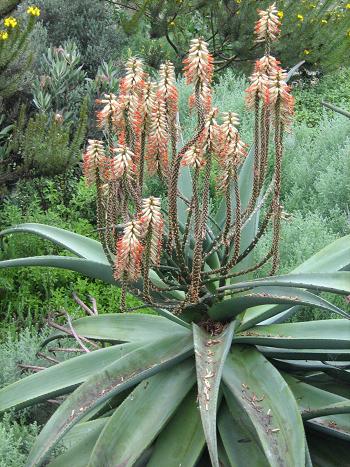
35;0;126;75
293;68;350;127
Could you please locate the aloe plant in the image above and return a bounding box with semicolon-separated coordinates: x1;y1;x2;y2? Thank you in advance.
0;4;350;466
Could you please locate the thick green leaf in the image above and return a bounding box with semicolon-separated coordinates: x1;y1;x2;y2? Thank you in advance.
284;374;350;442
48;419;108;467
223;345;305;467
0;223;108;263
307;430;350;467
0;343;138;412
88;360;195;466
148;388;205;467
302;374;350;400
0;256;115;283
26;334;194;467
177;166;193;226
240;234;350;327
218;401;269;467
210;286;349;323
234;320;350;349
259;346;350;361
304;439;313;467
225;272;350;295
302;400;350;420
193;322;234;467
42;314;191;346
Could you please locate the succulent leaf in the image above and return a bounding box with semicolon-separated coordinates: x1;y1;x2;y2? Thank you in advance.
193;322;235;467
88;360;195;466
223;345;305;467
26;334;194;466
148;388;205;467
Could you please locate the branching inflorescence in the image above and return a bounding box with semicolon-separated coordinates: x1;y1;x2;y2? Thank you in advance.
82;2;294;315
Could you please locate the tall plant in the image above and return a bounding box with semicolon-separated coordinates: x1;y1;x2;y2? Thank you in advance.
0;5;349;466
84;3;293;315
0;5;40;100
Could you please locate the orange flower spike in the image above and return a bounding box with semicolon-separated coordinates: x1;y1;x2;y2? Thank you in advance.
83;139;107;185
142;79;156;121
124;57;145;94
245;61;269;108
254;3;281;44
140;197;164;265
95;93;119;129
110;145;137;179
147;92;169;174
159;61;178;115
181;145;205;168
219;111;240;157
183;38;213;86
258;54;280;77
115;220;144;281
204;107;220;152
267;67;294;126
218;112;247;190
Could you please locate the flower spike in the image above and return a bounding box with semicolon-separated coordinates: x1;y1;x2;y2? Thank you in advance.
115;220;144;281
254;3;281;44
83;140;107;185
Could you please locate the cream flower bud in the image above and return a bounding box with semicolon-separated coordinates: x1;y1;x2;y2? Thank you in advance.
115;220;144;281
110;145;136;179
96;93;119;129
141;197;163;266
183;38;213;86
83;139;106;185
254;3;281;43
158;61;178;114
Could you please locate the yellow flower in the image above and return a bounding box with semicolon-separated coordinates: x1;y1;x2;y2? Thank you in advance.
346;3;350;9
297;14;304;21
27;6;41;16
169;20;175;26
321;19;328;24
235;0;241;3
0;30;9;40
277;11;284;19
4;17;17;28
303;49;310;55
347;30;350;37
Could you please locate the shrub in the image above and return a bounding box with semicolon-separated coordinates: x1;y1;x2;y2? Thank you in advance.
0;413;38;467
120;0;350;73
35;0;126;75
281;114;350;228
32;41;88;121
293;67;350;127
0;5;42;101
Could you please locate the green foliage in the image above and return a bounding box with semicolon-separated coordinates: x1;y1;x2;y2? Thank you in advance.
0;1;20;18
281;114;350;224
0;413;38;467
36;0;126;74
0;328;51;387
294;67;350;127
0;178;148;329
20;104;87;176
255;211;338;277
0;96;88;190
0;9;41;101
120;0;350;73
32;41;87;121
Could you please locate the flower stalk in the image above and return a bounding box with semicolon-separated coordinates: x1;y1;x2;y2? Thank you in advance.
83;4;293;314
